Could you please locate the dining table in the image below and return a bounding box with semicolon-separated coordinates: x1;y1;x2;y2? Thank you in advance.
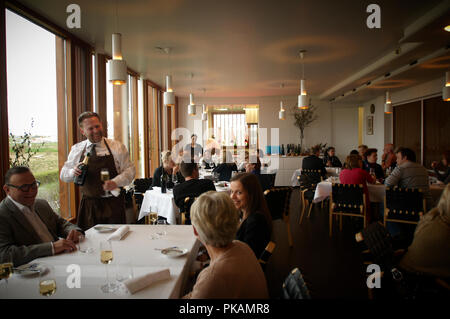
0;224;200;299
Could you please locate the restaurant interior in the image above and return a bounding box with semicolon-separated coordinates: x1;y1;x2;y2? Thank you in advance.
0;0;449;302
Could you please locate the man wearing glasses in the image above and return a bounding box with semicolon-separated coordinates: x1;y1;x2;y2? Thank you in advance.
0;166;83;266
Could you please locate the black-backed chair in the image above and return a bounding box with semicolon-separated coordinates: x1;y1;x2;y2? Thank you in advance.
258;241;276;272
133;178;153;210
264;187;293;247
297;174;318;224
282;268;311;299
258;173;276;192
180;196;197;225
384;187;425;228
329;183;366;237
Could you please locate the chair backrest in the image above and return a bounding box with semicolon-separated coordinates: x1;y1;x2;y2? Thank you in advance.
301;169;323;185
258;173;276;191
385;187;425;222
180;196;197;224
134;178;153;193
282;267;311;299
264;187;292;220
258;241;276;271
331;183;364;213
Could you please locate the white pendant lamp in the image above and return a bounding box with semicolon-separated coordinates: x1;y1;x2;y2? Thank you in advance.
443;72;450;102
163;75;175;106
108;33;127;85
201;104;207;121
279;101;286;120
188;93;196;116
384;91;393;114
298;50;308;109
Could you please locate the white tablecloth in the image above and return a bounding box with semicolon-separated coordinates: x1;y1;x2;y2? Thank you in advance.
139;188;178;225
291;167;341;186
313;181;386;203
0;225;200;299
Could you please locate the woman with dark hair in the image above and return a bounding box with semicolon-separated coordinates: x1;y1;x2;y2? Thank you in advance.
230;172;272;258
213;151;237;181
431;150;450;184
323;146;342;167
245;155;261;175
362;148;384;181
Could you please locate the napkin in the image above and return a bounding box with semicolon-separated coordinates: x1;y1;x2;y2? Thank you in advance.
124;269;171;294
106;225;130;241
110;188;121;197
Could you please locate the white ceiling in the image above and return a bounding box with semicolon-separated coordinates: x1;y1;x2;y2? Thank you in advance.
13;0;450;102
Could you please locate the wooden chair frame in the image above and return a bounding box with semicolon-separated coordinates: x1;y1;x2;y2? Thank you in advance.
383;187;426;227
298;171;323;224
258;241;276;271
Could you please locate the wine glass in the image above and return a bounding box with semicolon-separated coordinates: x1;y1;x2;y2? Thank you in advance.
156;219;168;236
0;252;13;288
100;240;117;293
100;168;110;196
39;264;56;297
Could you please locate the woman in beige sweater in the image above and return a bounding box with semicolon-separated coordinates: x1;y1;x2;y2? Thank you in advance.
398;184;450;278
184;191;269;299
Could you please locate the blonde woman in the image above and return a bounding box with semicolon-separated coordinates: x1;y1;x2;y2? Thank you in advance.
184;191;269;299
152;150;184;187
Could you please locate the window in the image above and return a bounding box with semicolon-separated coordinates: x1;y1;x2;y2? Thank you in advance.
213;113;246;146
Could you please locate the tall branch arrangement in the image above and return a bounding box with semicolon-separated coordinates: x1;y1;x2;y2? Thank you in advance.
290;104;318;152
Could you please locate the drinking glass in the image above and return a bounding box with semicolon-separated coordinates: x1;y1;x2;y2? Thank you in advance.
100;240;117;293
156;219;168;236
78;234;94;254
0;252;13;288
148;212;158;225
115;259;134;283
100;168;110;196
39;264;56;297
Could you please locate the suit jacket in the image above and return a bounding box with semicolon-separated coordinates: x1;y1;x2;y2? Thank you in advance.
0;197;82;266
302;155;327;178
173;179;216;209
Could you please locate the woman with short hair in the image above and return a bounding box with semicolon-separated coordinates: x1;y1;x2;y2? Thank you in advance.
184;191;269;299
323;146;342;167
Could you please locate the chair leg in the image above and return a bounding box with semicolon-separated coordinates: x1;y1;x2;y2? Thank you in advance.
299;198;307;224
339;214;343;231
307;202;313;218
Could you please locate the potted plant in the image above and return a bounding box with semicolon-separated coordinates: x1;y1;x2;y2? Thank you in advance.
290;103;318;152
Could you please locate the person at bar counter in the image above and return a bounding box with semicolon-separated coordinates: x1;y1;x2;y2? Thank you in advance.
152;150;184;187
60;112;136;231
323;146;342;167
173;162;216;210
302;145;327;179
184;134;203;161
384;147;433;209
183;191;269;299
431;150;450;185
362;148;384;181
0;167;82;266
381;143;397;171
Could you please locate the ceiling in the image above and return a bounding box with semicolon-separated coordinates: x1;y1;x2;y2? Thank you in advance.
13;0;450;102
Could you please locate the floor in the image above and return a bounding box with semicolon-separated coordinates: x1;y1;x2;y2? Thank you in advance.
266;190;369;299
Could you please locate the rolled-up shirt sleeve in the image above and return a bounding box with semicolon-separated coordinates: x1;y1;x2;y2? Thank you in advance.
384;166;401;187
111;142;136;187
60;143;84;183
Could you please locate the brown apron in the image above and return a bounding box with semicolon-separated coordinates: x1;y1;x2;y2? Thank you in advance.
77;140;126;231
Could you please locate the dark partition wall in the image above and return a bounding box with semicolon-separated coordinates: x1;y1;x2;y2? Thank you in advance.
393;101;421;162
423;96;450;168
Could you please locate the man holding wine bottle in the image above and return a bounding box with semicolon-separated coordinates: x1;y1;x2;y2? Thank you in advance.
60;112;135;231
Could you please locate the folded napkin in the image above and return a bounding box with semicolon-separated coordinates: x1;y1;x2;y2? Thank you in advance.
110;188;121;197
124;269;171;294
106;225;130;241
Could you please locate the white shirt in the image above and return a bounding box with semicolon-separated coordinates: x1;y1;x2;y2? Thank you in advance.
8;196;55;255
60;137;136;187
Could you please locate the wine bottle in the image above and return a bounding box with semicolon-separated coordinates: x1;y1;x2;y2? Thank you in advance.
161;171;167;193
281;144;285;156
74;152;91;186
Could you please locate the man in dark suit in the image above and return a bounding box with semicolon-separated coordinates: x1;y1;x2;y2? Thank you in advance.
173;162;216;209
0;166;83;266
302;145;327;179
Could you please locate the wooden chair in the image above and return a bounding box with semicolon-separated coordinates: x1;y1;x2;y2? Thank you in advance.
281;267;311;299
180;196;197;225
258;241;276;272
384;187;425;228
258;173;276;192
329;183;366;237
298;169;323;224
264;187;293;247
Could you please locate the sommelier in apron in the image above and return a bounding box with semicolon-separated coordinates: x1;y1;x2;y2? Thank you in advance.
60;112;136;231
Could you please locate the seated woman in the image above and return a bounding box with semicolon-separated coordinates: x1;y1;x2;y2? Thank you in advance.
213;151;238;181
323;146;342;167
199;149;216;169
340;154;376;223
184;191;269;299
398;184;450;278
237;151;249;172
431;150;450;185
230;172;272;258
362;148;384;181
245;155;261;175
152;150;184;187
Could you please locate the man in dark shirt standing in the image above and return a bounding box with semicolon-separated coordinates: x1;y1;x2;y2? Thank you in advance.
173;162;216;209
302;145;327;179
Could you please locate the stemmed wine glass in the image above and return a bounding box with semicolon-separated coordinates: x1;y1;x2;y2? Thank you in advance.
100;240;117;293
0;252;13;289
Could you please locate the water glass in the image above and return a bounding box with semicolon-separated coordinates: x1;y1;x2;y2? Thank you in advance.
115;259;133;283
156;219;168;236
39;264;56;297
78;234;94;254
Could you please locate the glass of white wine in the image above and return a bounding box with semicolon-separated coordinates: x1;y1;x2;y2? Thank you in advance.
39;264;56;297
100;240;117;293
100;168;110;196
0;252;13;288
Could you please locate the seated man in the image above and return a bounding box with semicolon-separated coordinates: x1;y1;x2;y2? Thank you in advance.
0;166;83;266
381;143;397;170
173;162;216;210
302;145;327;179
385;147;433;209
